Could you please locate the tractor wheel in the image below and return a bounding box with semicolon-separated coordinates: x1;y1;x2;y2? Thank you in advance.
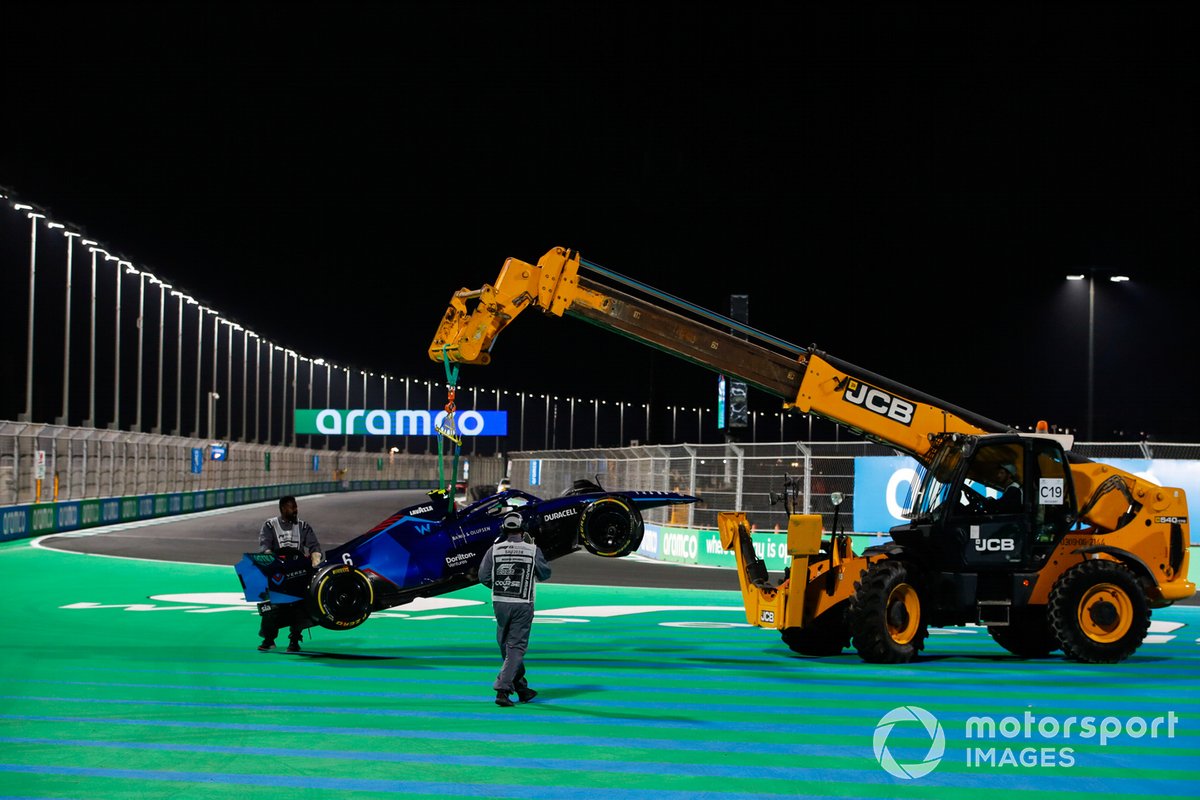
848;560;928;663
780;601;850;656
987;607;1060;658
1048;560;1150;664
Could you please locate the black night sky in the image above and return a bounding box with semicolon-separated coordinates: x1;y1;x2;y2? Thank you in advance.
1;2;1197;442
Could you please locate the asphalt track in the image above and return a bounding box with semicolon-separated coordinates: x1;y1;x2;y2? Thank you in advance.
1;489;1196;799
37;489;740;591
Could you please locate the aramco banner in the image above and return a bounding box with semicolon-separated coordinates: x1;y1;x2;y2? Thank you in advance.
295;409;508;437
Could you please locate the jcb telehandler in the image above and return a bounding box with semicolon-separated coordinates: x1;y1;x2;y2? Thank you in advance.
430;246;1194;663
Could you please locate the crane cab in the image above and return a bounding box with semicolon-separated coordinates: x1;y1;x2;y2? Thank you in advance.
882;433;1080;625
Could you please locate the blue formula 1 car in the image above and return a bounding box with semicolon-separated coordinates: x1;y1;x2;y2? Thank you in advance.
235;480;698;633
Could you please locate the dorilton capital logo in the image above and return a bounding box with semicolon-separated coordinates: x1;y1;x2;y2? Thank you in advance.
294;409;507;437
873;706;945;780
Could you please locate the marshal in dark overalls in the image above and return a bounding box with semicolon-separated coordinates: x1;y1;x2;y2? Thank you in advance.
256;495;323;653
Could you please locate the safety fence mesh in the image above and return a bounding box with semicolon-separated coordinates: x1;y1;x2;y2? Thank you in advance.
506;440;1200;532
3;419;1196;536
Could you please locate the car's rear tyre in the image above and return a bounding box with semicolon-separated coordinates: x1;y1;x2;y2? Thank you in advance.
579;496;644;557
1048;560;1149;663
308;564;374;631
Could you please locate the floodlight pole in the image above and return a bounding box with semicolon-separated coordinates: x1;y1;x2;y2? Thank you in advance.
57;230;81;425
134;270;146;431
18;208;45;422
109;259;131;430
266;343;274;445
210;314;219;438
309;359;319;449
1087;273;1095;442
150;278;170;434
519;392;526;452
324;363;332;450
241;329;249;442
84;245;107;428
249;333;261;443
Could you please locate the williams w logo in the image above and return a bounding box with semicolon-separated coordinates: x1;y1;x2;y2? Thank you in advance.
839;378;916;426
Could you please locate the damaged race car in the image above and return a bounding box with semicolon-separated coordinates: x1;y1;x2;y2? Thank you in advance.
235;479;698;634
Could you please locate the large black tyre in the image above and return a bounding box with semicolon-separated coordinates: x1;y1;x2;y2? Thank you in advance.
987;607;1060;658
308;564;374;631
781;600;850;656
848;560;928;663
579;496;644;557
1048;560;1150;664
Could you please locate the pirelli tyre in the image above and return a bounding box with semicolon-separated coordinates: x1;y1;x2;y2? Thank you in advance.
1048;559;1150;664
848;559;928;663
987;606;1060;659
308;564;374;631
579;496;644;558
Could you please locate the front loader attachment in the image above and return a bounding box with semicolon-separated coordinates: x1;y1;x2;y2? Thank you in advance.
718;511;824;629
718;510;882;635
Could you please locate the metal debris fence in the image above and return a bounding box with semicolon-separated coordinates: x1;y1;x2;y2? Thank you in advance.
2;419;1194;537
0;420;506;506
506;440;1200;532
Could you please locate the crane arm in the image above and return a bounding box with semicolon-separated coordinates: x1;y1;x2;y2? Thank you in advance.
428;247;1194;551
429;247;1006;463
429;248;608;366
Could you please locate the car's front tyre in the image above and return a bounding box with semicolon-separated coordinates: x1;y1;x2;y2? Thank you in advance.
308;564;374;631
579;496;644;557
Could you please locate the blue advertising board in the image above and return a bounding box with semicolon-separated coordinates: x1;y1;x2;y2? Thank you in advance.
852;454;1200;543
529;459;542;487
853;455;917;533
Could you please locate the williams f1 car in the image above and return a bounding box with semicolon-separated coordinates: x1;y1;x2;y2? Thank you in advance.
235;481;698;633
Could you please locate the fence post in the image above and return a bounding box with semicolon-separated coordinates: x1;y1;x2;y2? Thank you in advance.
16;430;24;505
796;442;812;515
683;444;697;529
731;442;744;512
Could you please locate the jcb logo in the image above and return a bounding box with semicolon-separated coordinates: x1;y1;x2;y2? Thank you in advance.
841;379;915;426
975;539;1015;552
760;610;775;624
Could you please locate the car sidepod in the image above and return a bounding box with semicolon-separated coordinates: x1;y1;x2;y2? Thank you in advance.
235;552;313;606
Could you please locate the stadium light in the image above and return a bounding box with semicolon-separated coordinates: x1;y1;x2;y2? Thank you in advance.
56;231;81;425
1066;270;1132;440
18;209;46;421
